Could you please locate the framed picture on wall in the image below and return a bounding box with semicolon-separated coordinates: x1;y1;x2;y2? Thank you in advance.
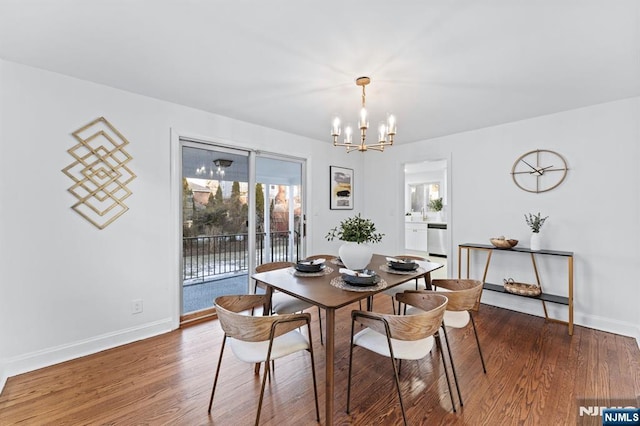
330;166;353;210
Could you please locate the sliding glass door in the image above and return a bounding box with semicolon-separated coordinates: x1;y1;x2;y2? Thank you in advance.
181;144;250;314
255;155;304;265
179;140;305;316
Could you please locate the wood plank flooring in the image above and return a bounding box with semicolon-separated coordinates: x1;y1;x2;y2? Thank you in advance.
1;296;639;425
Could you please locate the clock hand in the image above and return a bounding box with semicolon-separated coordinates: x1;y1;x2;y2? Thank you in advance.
536;165;554;175
522;159;543;175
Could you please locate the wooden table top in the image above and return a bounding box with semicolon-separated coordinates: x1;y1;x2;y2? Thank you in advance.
252;254;444;310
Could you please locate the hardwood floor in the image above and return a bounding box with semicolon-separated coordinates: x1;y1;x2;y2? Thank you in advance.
1;296;639;425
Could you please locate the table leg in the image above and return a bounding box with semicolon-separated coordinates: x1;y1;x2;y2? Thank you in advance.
423;271;432;290
325;308;335;425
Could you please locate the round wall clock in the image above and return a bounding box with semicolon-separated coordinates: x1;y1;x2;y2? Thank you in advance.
511;149;568;193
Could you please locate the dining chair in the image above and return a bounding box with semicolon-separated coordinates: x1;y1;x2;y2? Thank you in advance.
208;294;320;425
346;293;455;425
381;254;430;313
254;261;324;344
403;279;486;406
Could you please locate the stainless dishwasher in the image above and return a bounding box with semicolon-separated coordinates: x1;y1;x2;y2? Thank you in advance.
427;223;448;257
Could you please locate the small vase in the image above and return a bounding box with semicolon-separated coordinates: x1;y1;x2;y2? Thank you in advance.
530;232;541;251
339;242;373;270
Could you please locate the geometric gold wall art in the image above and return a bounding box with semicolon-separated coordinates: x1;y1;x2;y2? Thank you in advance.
62;117;136;229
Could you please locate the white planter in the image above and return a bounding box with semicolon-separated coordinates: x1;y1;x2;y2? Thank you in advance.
339;242;373;270
530;233;541;251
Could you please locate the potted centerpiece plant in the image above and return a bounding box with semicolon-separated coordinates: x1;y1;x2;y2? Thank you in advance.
525;212;548;251
325;213;384;270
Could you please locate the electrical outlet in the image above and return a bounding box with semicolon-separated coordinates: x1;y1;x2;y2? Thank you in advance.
132;299;143;314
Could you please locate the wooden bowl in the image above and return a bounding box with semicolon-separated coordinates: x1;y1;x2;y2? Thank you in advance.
504;281;541;297
490;238;518;249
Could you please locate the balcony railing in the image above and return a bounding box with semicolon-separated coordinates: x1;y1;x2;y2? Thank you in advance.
183;231;300;284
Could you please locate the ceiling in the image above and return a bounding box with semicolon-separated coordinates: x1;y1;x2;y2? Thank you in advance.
1;1;638;144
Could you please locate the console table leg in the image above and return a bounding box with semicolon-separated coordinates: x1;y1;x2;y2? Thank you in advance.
568;256;574;335
530;253;549;320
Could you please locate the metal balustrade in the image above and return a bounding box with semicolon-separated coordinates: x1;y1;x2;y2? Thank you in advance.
183;231;300;284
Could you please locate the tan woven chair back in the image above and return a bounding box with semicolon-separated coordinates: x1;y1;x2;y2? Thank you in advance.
215;294;308;342
432;279;483;311
359;293;448;341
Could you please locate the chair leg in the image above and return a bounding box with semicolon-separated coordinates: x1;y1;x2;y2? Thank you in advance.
386;337;408;425
208;335;227;413
390;297;397;314
346;320;356;414
440;326;463;406
470;313;487;373
307;323;321;422
255;359;270;426
435;332;457;413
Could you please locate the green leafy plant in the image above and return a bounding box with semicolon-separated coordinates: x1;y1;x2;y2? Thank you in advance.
325;213;384;244
525;212;548;233
428;197;443;212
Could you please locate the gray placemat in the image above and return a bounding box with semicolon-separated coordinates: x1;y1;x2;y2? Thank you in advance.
289;266;334;277
379;264;426;275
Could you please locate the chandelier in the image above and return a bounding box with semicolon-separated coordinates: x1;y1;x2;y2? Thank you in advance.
331;77;396;153
213;159;233;178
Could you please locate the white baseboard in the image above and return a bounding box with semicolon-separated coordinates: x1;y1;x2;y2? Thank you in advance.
481;293;640;345
0;361;7;396
1;318;173;395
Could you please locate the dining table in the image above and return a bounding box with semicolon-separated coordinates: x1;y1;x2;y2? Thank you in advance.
251;253;444;425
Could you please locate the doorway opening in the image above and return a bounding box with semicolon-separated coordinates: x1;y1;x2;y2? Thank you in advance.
404;159;449;279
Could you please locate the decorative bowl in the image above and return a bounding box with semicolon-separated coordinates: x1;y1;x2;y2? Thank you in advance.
388;259;419;271
295;262;325;273
341;269;379;286
490;238;518;249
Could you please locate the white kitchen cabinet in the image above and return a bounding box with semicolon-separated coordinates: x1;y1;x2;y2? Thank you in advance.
405;222;429;251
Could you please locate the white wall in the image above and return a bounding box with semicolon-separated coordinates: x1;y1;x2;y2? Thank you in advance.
2;58;638;394
0;59;360;389
364;97;640;343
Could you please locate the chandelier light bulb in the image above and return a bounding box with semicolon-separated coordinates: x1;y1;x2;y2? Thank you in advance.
378;122;387;143
344;125;353;144
359;107;368;130
387;114;397;135
331;116;341;136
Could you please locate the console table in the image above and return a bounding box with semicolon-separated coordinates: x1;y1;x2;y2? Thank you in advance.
458;243;574;335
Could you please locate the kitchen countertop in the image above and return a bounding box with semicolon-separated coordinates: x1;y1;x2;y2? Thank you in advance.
405;220;447;225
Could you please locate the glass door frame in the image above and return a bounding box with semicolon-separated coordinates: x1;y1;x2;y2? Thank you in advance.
179;139;252;322
169;129;307;328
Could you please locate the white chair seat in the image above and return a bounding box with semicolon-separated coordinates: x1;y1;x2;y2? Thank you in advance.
405;305;469;328
271;292;313;314
229;330;310;363
442;310;470;328
353;327;434;360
